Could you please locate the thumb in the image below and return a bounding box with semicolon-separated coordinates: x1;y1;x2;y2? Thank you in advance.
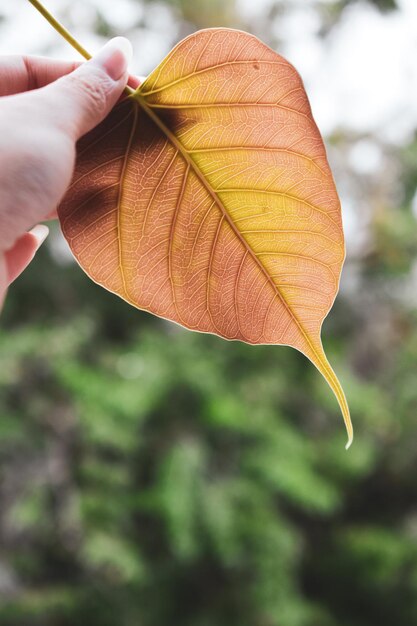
42;37;132;140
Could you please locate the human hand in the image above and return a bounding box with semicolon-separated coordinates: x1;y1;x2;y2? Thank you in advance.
0;37;132;309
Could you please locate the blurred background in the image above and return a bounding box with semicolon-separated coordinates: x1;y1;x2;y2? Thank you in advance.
1;0;417;624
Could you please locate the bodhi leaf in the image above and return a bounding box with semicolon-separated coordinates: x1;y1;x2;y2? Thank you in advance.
58;28;352;447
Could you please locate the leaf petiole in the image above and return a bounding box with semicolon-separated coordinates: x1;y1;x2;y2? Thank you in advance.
27;0;136;97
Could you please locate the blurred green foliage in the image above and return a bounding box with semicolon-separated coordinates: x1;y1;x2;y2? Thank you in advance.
1;0;417;625
1;219;416;625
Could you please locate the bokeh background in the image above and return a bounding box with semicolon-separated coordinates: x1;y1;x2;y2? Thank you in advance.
1;0;417;624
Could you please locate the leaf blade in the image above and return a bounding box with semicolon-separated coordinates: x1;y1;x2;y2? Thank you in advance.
59;28;352;445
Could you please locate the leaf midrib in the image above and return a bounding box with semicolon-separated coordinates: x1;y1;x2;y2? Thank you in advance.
132;91;320;355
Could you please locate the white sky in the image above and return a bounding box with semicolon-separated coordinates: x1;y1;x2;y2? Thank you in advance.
2;0;416;145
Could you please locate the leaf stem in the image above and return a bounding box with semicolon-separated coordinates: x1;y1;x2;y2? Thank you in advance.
27;0;135;96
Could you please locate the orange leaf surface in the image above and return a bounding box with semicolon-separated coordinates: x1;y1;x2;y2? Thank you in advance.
59;28;352;447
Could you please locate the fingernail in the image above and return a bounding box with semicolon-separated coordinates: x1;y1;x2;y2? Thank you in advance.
29;224;49;248
93;37;133;81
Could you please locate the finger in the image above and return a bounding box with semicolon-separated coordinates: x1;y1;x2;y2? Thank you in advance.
5;224;49;285
37;37;133;140
128;75;142;90
45;209;58;220
0;56;81;96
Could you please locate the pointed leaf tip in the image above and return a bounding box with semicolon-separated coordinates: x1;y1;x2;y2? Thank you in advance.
345;418;354;450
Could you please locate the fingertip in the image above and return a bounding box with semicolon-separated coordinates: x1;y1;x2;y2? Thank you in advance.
5;225;49;286
29;224;49;249
92;37;133;81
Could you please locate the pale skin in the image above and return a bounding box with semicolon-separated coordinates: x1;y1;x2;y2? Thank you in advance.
0;37;133;309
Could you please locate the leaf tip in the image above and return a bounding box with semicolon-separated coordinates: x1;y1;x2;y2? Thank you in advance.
310;343;353;450
345;428;353;450
341;395;353;450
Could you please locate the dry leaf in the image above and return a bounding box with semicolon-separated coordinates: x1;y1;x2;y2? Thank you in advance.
59;28;352;446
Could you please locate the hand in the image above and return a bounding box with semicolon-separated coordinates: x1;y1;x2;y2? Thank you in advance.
0;37;132;309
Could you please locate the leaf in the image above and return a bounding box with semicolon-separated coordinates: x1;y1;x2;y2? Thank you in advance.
58;28;352;447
